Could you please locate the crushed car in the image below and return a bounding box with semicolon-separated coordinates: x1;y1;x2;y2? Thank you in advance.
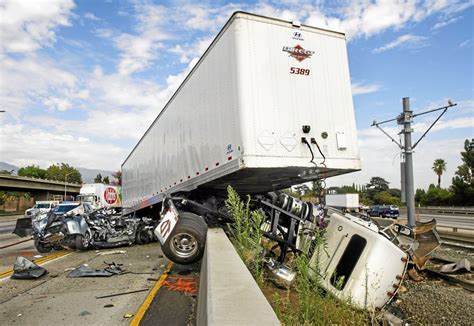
14;202;156;252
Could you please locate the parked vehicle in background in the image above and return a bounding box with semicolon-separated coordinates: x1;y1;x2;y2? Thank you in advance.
367;205;399;218
77;183;122;209
325;194;359;212
24;201;58;217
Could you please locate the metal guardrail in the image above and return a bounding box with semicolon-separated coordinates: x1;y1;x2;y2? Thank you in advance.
418;206;474;216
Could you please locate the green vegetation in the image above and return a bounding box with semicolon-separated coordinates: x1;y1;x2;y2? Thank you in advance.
416;139;473;206
16;162;82;184
225;186;369;325
225;186;265;285
432;158;447;188
94;173;103;183
18;165;46;179
0;191;31;207
45;163;82;184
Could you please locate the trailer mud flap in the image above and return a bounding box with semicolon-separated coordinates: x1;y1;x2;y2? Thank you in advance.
13;217;33;238
154;200;180;244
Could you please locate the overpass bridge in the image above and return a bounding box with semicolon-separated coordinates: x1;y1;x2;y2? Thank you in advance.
0;174;81;201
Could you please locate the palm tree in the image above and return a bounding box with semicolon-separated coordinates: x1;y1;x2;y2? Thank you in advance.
432;159;447;188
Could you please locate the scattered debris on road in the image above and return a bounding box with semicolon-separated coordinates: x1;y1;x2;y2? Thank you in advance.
11;256;48;279
96;250;127;256
440;258;471;273
95;288;150;299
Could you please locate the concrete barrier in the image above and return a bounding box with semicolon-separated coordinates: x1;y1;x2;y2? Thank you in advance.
197;228;280;326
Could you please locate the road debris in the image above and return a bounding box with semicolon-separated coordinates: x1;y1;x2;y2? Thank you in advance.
95;288;150;299
123;313;134;318
66;261;127;278
440;258;471;274
96;250;127;256
11;256;48;279
67;265;113;278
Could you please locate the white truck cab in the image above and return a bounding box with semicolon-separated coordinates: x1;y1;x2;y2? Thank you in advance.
77;183;121;209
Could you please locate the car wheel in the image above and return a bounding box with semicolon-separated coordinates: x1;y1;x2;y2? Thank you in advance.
75;231;92;251
136;227;151;245
34;239;53;253
161;212;207;265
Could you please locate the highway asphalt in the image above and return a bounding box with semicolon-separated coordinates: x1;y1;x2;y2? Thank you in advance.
0;214;199;326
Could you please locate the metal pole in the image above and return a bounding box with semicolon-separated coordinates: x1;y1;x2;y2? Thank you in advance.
402;98;416;227
64;174;67;199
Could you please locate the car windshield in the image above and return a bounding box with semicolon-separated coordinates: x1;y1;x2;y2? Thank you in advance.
55;204;80;213
36;203;50;209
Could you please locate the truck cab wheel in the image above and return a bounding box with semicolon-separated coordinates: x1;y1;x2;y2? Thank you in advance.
34;239;53;253
162;212;207;265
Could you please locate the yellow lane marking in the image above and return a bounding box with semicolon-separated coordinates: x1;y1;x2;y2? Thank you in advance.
130;261;174;326
0;250;71;279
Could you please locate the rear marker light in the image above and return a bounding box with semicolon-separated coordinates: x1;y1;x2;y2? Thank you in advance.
228;156;232;161
215;162;219;166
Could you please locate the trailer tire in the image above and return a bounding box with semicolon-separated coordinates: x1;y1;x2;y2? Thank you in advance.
162;212;207;265
34;239;52;253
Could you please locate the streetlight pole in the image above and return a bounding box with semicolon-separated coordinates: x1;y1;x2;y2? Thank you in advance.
372;98;457;229
400;98;416;227
64;172;73;200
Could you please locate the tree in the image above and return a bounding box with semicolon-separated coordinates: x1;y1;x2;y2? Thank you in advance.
415;188;426;204
366;176;390;200
45;163;82;184
451;139;474;205
94;173;103;183
432;159;447;188
103;176;110;184
18;165;46;179
388;188;401;198
373;191;400;205
112;170;122;186
311;180;324;197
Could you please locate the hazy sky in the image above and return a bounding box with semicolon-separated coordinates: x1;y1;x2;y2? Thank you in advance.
0;0;473;190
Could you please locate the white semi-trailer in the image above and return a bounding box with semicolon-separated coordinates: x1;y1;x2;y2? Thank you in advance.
122;12;438;310
122;11;360;261
123;12;359;211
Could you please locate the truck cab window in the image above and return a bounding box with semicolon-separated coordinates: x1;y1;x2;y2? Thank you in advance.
330;234;367;290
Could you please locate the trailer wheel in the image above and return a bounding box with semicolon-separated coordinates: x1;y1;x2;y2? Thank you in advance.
162;212;207;264
34;239;52;253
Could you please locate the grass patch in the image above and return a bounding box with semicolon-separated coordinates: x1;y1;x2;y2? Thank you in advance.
225;186;372;325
